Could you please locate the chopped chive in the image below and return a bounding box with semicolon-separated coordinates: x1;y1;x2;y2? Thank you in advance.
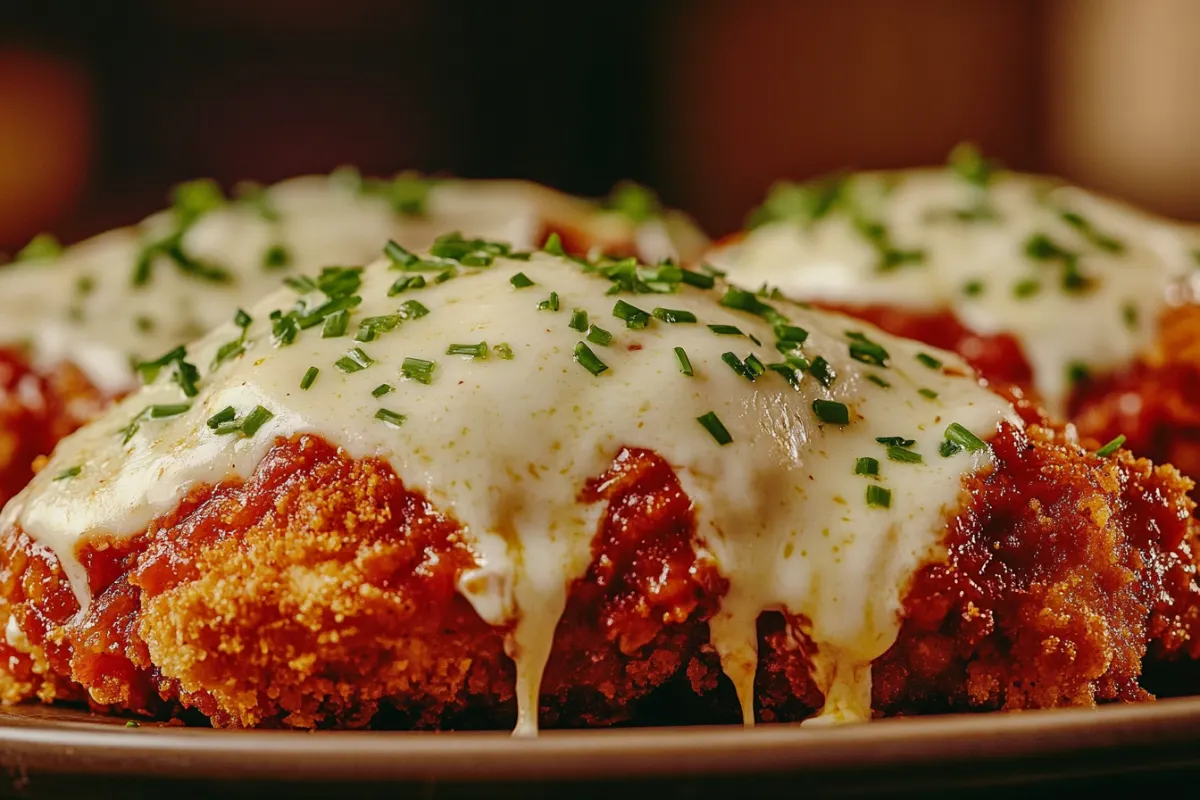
885;445;923;464
148;403;190;419
918;388;939;400
718;287;785;323
207;406;237;429
809;357;836;388
962;279;985;297
697;411;733;445
775;324;808;344
708;324;744;336
915;353;943;370
1067;361;1090;387
1013;278;1041;298
300;366;319;390
569;309;589;332
812;399;850;425
866;484;892;508
586;325;613;346
388;275;426;296
944;423;987;453
537;292;560;312
876;436;915;447
674;347;694;377
613;299;651;329
744;354;766;378
939;439;962;458
434;267;458;284
678;268;715;289
721;352;756;381
401;358;436;385
284;274;317;294
652;307;698;324
15;232;62;262
867;374;890;388
446;342;488;358
53;465;82;481
543;232;565;256
233;309;252;329
240;406;274;437
1094;434;1126;458
375;408;407;428
854;457;879;476
399;300;429;320
262;244;291;270
335;347;374;373
493;342;514;360
322;310;350;338
573;342;609;376
767;363;801;388
384;239;418;266
846;332;890;367
1122;302;1138;330
510;272;535;288
948;142;995;188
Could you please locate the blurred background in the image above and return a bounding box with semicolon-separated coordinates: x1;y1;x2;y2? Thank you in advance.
1;0;1199;251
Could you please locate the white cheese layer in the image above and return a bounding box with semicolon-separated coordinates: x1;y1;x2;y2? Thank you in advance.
0;174;707;396
2;249;1015;730
709;167;1200;413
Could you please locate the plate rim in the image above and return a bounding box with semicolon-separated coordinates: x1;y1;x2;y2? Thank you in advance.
2;697;1200;782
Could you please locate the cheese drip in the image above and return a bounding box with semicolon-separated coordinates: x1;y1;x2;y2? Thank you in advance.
3;248;1015;730
709;165;1200;414
0;174;707;396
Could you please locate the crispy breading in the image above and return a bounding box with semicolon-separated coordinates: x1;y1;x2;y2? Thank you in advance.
0;424;1194;729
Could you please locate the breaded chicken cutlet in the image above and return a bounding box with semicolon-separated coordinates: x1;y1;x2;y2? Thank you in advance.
0;241;1196;731
0;173;708;508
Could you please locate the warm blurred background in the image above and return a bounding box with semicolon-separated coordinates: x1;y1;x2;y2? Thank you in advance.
2;0;1199;252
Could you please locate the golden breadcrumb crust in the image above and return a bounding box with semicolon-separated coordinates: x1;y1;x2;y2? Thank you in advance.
0;419;1195;729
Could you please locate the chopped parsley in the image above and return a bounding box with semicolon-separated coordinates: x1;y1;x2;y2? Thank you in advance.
573;342;609;376
697;411;733;445
812;399;849;425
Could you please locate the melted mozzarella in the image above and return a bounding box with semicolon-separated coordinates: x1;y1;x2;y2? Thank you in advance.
709;168;1200;413
0;174;707;395
2;251;1015;730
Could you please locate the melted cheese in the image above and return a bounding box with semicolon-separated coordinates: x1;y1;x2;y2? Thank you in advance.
1;249;1015;730
0;174;707;395
709;168;1200;413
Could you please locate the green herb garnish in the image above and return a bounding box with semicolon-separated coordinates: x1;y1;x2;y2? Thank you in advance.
854;457;879;476
574;342;609;376
446;342;488;358
1094;434;1126;458
866;484;892;508
697;411;733;445
812;399;850;425
300;366;319;390
401;358;436;384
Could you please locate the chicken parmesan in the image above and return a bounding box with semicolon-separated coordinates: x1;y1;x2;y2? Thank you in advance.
0;237;1194;731
706;146;1200;424
0;174;708;508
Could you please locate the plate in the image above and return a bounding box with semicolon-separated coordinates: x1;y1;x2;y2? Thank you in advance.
3;699;1200;797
